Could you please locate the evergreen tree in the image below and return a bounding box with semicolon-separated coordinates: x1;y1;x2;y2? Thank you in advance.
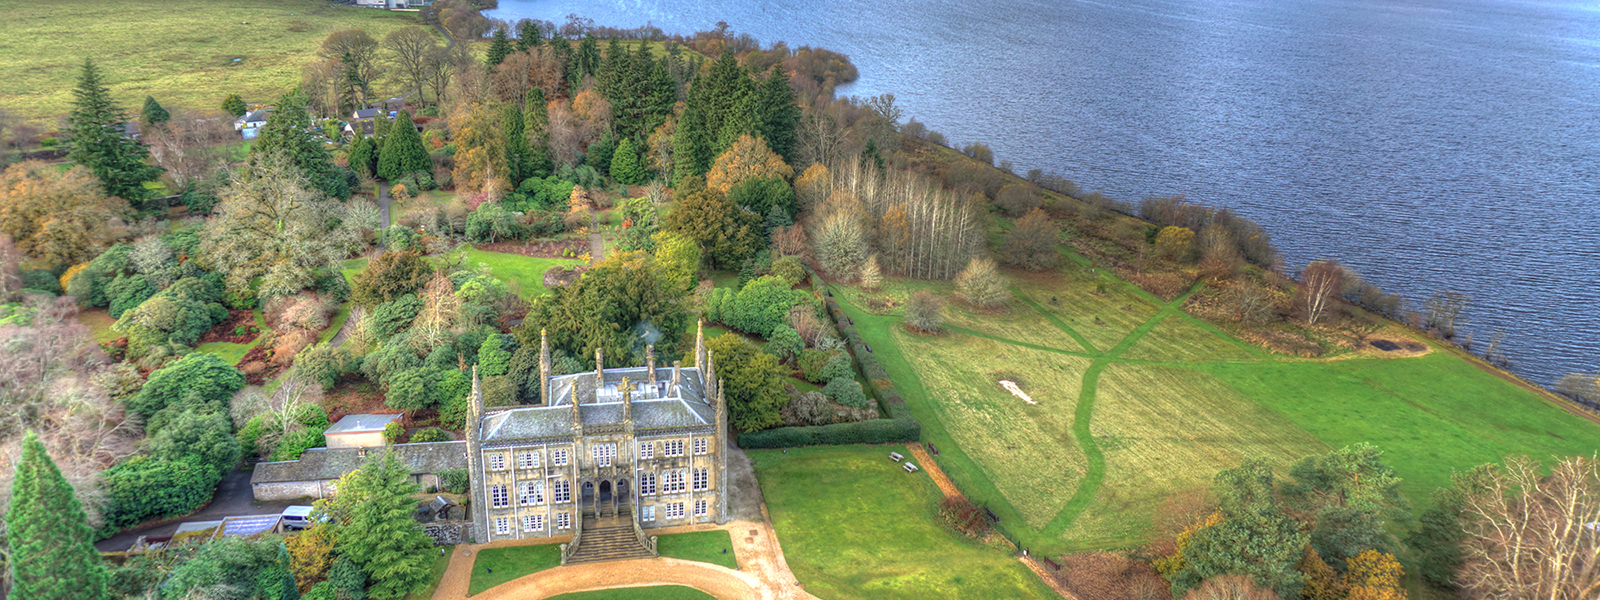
140;95;171;127
501;102;528;185
861;138;885;172
377;110;430;181
717;93;761;155
672;106;709;187
515;20;542;52
691;52;757;158
757;67;801;163
598;37;628;98
6;430;109;600
610;137;645;185
347;135;377;179
586;131;616;177
253;91;349;199
523;88;554;178
485;27;513;68
67;59;159;209
221;93;248;117
325;450;436;600
568;34;602;91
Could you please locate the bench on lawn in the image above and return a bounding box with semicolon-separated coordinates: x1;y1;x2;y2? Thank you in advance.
984;507;1000;523
928;443;940;456
1041;557;1061;571
903;463;919;473
888;452;904;462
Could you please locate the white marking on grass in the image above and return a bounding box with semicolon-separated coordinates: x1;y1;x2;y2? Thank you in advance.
999;380;1037;404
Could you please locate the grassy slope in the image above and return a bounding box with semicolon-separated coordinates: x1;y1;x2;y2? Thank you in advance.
751;445;1056;600
836;251;1600;555
0;0;421;119
193;308;268;364
548;587;715;600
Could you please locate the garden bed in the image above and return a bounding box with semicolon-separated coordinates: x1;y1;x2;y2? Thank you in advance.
198;309;260;345
475;239;588;259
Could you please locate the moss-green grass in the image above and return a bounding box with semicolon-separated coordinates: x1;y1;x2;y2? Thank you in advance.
751;445;1056;600
467;543;563;596
77;308;119;343
193;308;267;365
400;549;453;600
0;0;423;120
316;303;352;345
459;248;581;298
547;586;715;600
656;530;738;570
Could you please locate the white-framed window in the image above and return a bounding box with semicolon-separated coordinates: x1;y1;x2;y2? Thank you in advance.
692;468;709;491
694;438;708;455
519;481;543;505
640;472;657;495
664;440;685;457
489;453;506;470
639;441;655;459
593;443;615;467
663;470;686;494
495;517;510;535
518;451;540;469
553;480;571;503
664;502;684;519
552;449;569;466
694;499;708;517
556;512;571;530
523;515;544;532
641;505;656;521
490;484;509;508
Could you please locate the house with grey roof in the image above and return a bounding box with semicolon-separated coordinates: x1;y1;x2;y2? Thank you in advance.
250;441;467;501
324;413;403;449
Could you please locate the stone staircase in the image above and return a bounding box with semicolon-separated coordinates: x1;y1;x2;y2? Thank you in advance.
564;512;655;565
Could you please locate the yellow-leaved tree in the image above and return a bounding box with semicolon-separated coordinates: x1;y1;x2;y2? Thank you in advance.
706;134;793;194
450;102;509;198
1344;550;1406;600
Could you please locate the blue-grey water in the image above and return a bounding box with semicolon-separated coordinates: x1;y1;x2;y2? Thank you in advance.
492;0;1600;386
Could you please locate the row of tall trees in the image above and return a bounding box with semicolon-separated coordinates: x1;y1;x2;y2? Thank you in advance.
302;27;468;116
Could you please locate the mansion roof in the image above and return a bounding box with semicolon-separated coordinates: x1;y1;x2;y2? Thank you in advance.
480;366;713;442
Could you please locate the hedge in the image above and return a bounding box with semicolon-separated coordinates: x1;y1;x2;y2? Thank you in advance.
735;265;922;448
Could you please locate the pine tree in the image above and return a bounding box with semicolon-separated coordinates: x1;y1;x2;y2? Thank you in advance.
253;91;349;199
6;430;109;600
692;51;757;157
377;110;430;181
523;88;554;178
598;37;628;98
326;450;435;600
610;137;645;185
501;102;528;185
221;93;248;117
67;59;159;209
586;131;617;177
140;95;171;127
485;27;513;68
672;106;708;187
516;20;542;52
347;135;377;179
757;67;801;163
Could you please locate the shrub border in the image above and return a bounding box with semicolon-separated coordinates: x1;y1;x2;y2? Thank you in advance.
738;268;921;448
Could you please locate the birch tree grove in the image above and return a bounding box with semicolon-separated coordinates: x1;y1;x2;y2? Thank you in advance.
1298;260;1345;325
817;160;980;281
1457;455;1599;600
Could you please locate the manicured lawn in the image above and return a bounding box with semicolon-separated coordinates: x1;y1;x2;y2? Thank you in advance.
751;445;1057;600
468;543;563;596
459;248;582;298
340;258;369;284
401;549;454;600
656;530;737;570
548;586;714;600
0;0;423;119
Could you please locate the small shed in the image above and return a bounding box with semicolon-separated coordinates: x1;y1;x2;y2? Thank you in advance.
325;414;403;449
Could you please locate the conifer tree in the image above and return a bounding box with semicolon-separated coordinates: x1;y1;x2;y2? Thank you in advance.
377;110;430;181
324;450;434;600
610;137;645;185
586;132;616;177
516;20;542;52
757;67;801;163
672;106;709;187
485;27;513;68
501;102;528;184
6;430;109;600
347;135;377;179
253;91;349;199
68;59;159;209
692;51;757;157
523;88;554;178
598;37;628;98
221;93;248;117
140;95;171;127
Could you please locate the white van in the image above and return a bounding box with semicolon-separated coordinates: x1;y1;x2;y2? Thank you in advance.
281;506;316;530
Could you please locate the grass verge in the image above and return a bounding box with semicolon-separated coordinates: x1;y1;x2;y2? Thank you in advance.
656;530;738;570
548;586;715;600
467;543;563;596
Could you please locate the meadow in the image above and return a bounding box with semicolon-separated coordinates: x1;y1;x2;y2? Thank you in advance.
833;248;1600;555
0;0;422;119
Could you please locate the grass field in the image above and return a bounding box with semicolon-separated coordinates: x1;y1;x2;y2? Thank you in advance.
751;445;1057;600
548;586;715;600
656;530;738;570
468;543;563;596
78;308;118;343
832;248;1600;555
459;248;583;298
0;0;423;120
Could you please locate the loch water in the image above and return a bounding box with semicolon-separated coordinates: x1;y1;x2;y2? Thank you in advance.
492;0;1600;385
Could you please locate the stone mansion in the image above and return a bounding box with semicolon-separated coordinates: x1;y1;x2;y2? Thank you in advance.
465;324;730;562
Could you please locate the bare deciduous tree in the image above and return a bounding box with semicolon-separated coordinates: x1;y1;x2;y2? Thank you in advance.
383;26;441;105
143;109;234;191
1458;455;1599;600
1297;260;1345;325
1425;290;1470;339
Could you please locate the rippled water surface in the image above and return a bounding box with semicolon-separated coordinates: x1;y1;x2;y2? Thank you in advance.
493;0;1600;384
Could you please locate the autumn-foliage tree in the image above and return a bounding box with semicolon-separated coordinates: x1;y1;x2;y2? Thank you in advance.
0;162;129;268
450;103;510;197
1002;208;1060;271
1343;550;1406;600
1155;226;1196;262
706;134;793;194
198;151;358;300
954;257;1009;310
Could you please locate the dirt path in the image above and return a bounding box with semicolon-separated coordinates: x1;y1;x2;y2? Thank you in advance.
431;518;818;600
907;444;962;501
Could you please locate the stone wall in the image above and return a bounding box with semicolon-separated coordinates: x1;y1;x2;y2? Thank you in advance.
423;522;475;545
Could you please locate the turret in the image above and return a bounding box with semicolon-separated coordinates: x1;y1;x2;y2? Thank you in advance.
694;319;706;372
671;360;682;394
646;344;656;386
595;347;605;385
621;376;634;424
539;329;551;405
703;351;717;404
466;367;489;538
